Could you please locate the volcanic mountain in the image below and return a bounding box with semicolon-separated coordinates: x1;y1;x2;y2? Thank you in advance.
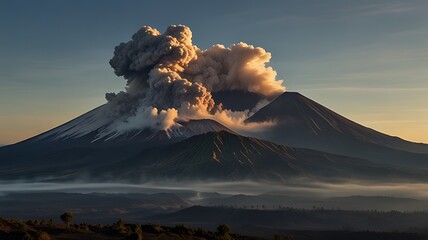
1;91;428;182
0;106;235;181
246;92;428;168
30;104;234;144
1;129;426;182
112;131;428;182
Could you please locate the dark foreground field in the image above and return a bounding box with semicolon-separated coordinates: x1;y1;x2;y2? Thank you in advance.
3;192;428;239
0;217;263;240
1;217;428;240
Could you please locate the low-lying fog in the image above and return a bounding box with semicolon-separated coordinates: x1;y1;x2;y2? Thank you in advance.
3;180;428;225
2;180;428;199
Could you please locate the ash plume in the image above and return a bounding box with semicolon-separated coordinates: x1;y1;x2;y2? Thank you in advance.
106;24;285;132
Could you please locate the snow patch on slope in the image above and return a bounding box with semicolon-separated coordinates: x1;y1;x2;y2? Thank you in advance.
33;105;115;142
32;104;235;144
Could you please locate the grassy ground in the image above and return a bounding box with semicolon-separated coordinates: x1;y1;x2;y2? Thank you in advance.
0;217;263;240
2;217;427;240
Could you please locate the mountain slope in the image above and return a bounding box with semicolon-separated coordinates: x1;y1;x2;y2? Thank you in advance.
1;92;427;182
246;92;428;167
2;130;427;182
0;111;234;181
30;104;234;144
113;131;428;182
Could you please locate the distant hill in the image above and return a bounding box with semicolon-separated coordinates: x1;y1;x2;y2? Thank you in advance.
116;131;428;182
148;206;428;233
197;193;428;212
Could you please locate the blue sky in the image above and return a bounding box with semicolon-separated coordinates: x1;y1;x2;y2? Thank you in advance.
0;0;427;144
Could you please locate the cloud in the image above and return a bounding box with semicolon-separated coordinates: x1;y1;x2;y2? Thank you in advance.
3;180;428;199
185;42;284;97
105;24;285;133
356;2;420;16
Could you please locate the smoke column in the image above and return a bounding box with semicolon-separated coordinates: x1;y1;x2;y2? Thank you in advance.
106;25;285;133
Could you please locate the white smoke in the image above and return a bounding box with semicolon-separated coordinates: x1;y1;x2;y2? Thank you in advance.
112;107;178;134
106;24;285;132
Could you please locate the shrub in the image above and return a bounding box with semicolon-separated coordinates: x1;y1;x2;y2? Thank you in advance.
125;225;143;240
116;219;125;228
37;231;51;240
115;219;127;234
217;224;230;236
60;212;74;225
173;224;194;235
216;224;232;240
151;224;164;233
22;232;35;240
18;222;30;232
79;223;90;231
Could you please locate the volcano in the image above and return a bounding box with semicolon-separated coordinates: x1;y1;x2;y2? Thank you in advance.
0;106;234;181
30;104;234;144
246;92;428;168
1;92;427;182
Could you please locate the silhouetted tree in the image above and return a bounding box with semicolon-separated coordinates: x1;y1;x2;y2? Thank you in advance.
217;224;230;236
115;218;127;234
60;212;73;225
126;224;143;240
116;219;125;228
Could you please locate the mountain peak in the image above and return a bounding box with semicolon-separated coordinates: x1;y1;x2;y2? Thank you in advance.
246;91;428;166
277;91;303;96
246;91;338;128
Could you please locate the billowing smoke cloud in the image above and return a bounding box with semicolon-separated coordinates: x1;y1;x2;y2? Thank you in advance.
185;43;284;97
106;24;285;132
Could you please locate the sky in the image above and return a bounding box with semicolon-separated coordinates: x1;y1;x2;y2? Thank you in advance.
0;0;427;144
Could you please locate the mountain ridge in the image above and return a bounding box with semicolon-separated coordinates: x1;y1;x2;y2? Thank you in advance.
245;92;428;167
113;131;428;182
1;91;427;182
